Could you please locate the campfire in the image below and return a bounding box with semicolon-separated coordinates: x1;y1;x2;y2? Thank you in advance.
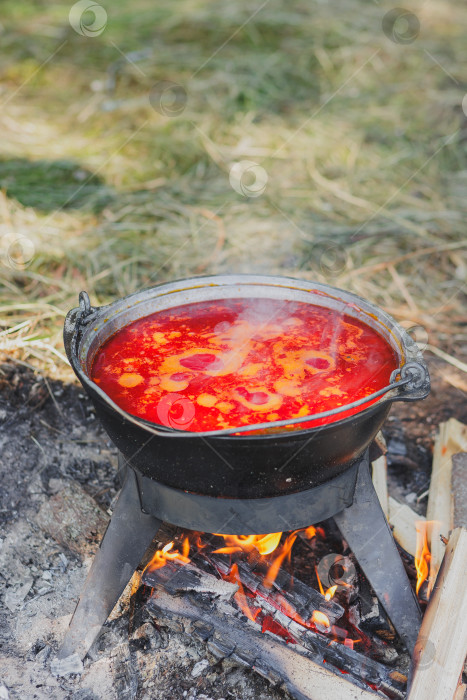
130;501;454;699
54;275;467;699
137;518;412;698
143;528;345;635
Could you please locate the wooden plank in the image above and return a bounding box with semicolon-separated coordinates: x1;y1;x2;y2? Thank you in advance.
374;430;388;456
372;432;388;518
408;527;467;700
426;419;467;593
388;496;425;558
372;455;389;518
452;453;467;529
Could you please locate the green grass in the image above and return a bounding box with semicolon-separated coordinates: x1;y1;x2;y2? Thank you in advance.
0;0;466;375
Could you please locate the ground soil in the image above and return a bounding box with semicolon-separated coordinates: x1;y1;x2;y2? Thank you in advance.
0;357;465;699
0;361;283;700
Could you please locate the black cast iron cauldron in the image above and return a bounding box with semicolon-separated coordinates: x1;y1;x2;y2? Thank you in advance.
64;274;430;498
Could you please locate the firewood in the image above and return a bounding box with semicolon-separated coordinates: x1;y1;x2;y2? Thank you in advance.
388;497;425;558
352;577;397;654
148;584;389;700
451;453;467;529
371;455;389;518
252;586;400;685
408;527;467;700
374;431;388;456
210;554;345;624
146;559;238;599
426;419;467;594
144;561;406;698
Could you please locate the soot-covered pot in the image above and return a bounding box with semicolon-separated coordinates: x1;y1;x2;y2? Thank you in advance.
64;275;429;498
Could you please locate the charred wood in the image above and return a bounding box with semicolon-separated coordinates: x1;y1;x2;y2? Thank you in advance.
144;562;406;699
148;586;386;700
355;576;396;642
204;553;345;624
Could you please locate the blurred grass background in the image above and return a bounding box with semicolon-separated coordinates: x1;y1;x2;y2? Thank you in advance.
0;0;466;378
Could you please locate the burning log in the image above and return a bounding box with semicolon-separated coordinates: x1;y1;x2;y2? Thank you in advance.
215;556;400;666
147;586;386;700
268;606;403;693
145;559;238;599
206;553;345;624
143;561;406;698
408;527;467;700
350;575;397;648
426;419;467;594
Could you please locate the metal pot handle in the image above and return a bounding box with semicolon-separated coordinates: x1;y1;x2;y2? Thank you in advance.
63;291;99;365
389;362;427;391
78;291;96;322
174;362;429;436
129;361;429;438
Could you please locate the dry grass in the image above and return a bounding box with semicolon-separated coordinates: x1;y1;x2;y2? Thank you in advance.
0;0;466;378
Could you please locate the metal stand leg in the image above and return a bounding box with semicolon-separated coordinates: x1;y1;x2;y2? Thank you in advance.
334;455;422;654
58;469;161;660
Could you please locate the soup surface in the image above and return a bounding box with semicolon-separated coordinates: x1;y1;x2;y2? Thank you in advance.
91;298;398;432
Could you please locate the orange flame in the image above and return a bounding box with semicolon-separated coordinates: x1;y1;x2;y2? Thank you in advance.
311;610;331;629
129;570;141;597
181;536;190;559
194;534;207;550
225;563;261;622
145;538;191;573
415;521;431;595
139;525;370;655
303;526;317;539
257;532;283;555
264;532;298;589
213;532;282;556
315;565;325;596
213;531;295;590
